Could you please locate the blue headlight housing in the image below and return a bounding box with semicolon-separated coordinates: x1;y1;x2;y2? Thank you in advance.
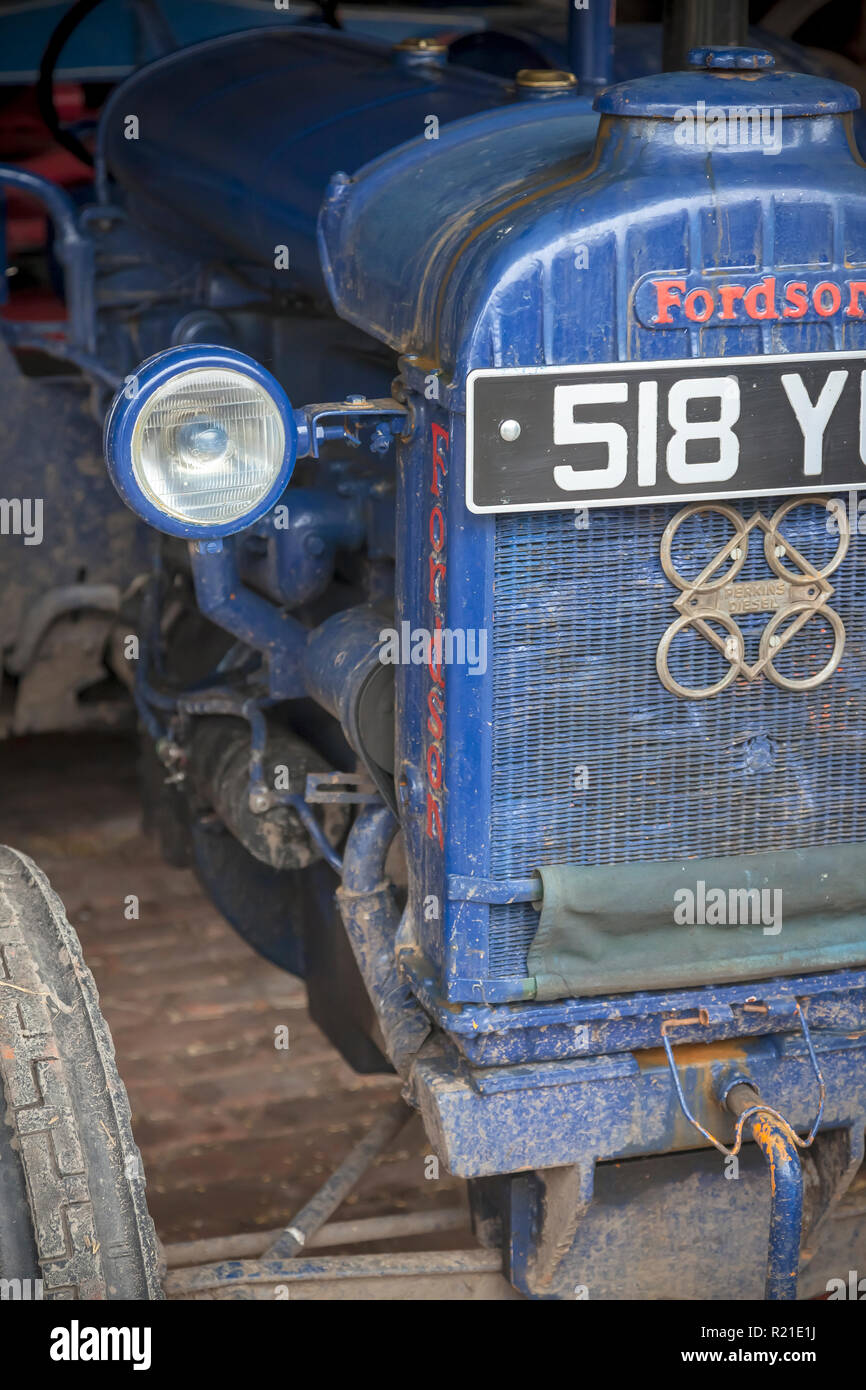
104;344;297;539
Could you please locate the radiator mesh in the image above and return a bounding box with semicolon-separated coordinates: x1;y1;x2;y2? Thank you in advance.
489;499;866;978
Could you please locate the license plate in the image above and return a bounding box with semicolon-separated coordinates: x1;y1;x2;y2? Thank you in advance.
466;350;866;512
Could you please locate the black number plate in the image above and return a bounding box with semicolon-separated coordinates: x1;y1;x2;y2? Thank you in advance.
466;351;866;512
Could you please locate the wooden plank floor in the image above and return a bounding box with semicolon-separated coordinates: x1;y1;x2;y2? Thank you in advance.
0;732;470;1252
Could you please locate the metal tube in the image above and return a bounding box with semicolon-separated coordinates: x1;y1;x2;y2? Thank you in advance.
163;1206;469;1269
340;802;397;892
725;1082;804;1301
276;792;343;873
335;806;431;1074
568;0;614;88
189;539;306;699
164;1248;505;1298
662;0;749;71
262;1097;413;1259
0;165;97;351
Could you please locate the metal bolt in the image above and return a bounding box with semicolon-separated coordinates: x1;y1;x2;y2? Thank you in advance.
395;36;447;52
393;36;448;66
249;789;271;813
769;635;781;648
500;419;521;442
774;544;786;558
730;546;743;560
345;394;367;406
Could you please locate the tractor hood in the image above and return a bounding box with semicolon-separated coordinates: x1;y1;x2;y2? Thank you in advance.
98;27;514;295
318;60;862;385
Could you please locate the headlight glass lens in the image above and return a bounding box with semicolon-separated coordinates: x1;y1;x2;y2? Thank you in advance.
131;367;286;525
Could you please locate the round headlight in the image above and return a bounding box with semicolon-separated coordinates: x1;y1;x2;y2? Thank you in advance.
132;367;284;526
105;346;296;539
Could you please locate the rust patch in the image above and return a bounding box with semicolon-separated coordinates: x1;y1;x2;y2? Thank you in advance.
635;1038;750;1070
751;1115;794;1196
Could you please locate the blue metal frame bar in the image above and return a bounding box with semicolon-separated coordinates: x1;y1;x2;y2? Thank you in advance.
0;164;96;352
0;321;120;388
189;539;306;700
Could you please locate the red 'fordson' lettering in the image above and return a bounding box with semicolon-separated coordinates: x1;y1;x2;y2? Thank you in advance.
644;272;866;328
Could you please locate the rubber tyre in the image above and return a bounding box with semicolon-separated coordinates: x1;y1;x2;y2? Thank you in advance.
0;845;162;1299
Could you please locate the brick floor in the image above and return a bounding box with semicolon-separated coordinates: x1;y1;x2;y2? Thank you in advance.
0;732;469;1249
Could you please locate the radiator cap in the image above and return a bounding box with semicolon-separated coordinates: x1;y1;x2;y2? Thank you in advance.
688;46;774;70
594;45;859;117
515;69;579;99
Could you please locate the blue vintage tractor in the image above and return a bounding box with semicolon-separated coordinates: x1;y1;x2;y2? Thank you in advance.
2;0;866;1302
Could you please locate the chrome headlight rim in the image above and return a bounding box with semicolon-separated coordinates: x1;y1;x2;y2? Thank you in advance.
104;344;297;540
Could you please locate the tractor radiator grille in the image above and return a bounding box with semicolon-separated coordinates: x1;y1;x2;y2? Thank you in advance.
489;498;866;979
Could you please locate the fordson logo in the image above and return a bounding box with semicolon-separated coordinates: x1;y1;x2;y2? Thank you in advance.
634;272;866;330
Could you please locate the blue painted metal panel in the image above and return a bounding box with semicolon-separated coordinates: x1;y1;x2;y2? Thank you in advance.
412;1030;866;1175
499;1143;833;1300
319;100;600;351
403;964;866;1064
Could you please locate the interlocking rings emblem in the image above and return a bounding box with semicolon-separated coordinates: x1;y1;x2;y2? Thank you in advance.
656;498;850;700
